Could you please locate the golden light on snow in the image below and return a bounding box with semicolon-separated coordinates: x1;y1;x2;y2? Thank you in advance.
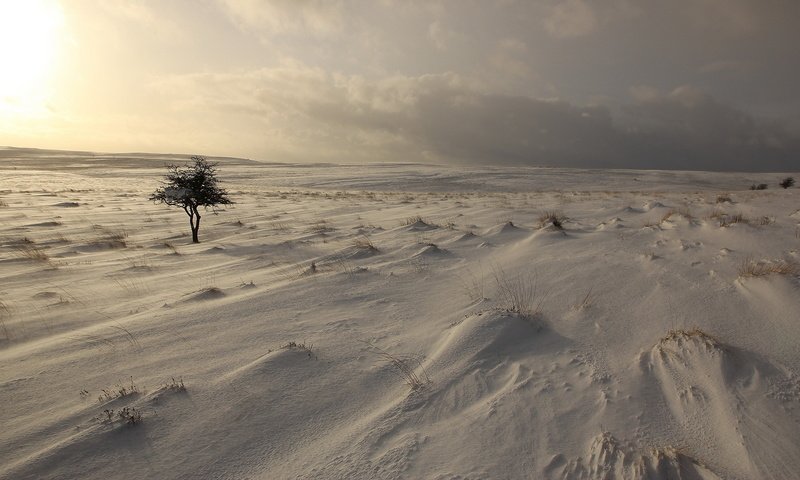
0;0;64;119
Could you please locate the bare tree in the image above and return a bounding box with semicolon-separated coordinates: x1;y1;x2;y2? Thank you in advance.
150;156;233;243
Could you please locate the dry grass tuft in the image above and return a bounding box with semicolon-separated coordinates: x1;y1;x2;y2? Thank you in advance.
738;258;800;278
715;194;733;204
352;235;378;251
15;244;50;262
93;227;128;247
659;328;720;350
282;341;316;359
719;213;748;227
309;220;335;234
162;377;187;392
161;377;186;392
492;266;548;319
101;406;143;426
661;207;693;224
538;211;566;230
572;287;594;310
403;216;438;227
98;377;140;403
364;342;431;391
457;267;486;303
0;300;11;341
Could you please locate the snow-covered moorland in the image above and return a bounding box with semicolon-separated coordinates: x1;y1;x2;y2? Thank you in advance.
1;148;799;479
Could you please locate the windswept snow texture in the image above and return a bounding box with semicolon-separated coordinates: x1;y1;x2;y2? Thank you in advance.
1;150;799;479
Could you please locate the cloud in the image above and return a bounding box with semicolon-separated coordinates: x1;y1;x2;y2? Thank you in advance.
150;64;799;171
682;0;759;35
698;60;753;74
619;86;799;170
217;0;345;37
489;39;535;80
428;20;460;51
543;0;598;38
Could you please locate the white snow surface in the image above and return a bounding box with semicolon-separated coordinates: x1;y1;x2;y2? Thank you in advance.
1;150;799;479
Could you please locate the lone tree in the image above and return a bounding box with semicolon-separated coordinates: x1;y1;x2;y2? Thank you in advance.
779;176;795;189
150;156;233;243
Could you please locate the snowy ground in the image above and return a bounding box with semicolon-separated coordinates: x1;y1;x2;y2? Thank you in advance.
1;148;799;479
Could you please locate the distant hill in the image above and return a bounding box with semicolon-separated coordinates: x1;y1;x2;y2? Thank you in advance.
0;146;262;170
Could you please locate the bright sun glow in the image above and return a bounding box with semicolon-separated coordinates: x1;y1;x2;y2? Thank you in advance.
0;0;64;118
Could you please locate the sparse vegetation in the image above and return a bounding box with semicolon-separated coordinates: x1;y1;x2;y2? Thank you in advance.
538;211;566;230
364;342;431;391
492;267;547;319
715;194;732;204
779;177;795;189
457;267;486;303
161;377;186;392
309;219;335;234
659;328;719;349
661;207;693;224
750;183;768;190
15;244;49;262
352;235;378;251
96;228;128;248
102;406;143;426
98;377;140;403
719;213;747;227
0;300;11;341
738;258;800;278
572;286;594;310
403;215;425;225
282;341;316;358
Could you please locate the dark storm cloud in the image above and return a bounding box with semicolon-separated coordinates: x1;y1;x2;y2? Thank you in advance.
157;69;798;171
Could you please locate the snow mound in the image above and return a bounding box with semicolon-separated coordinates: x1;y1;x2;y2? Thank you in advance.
404;219;437;231
639;330;800;479
551;432;721;479
485;221;527;237
184;287;226;301
413;244;450;257
642;201;667;211
450;231;478;243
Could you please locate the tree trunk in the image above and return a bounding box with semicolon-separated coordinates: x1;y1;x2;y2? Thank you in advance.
191;207;201;243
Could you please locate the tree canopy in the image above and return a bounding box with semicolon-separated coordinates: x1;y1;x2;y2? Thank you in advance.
150;156;233;243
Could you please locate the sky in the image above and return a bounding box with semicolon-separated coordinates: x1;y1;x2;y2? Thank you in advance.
1;0;799;171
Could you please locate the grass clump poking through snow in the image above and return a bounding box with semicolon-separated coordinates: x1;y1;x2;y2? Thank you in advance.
162;377;186;392
364;342;431;391
97;377;140;403
0;300;11;341
719;213;748;227
660;207;694;224
352;234;378;252
738;258;800;278
538;211;566;230
101;406;143;426
282;341;316;359
492;267;548;319
15;244;49;262
659;328;718;346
